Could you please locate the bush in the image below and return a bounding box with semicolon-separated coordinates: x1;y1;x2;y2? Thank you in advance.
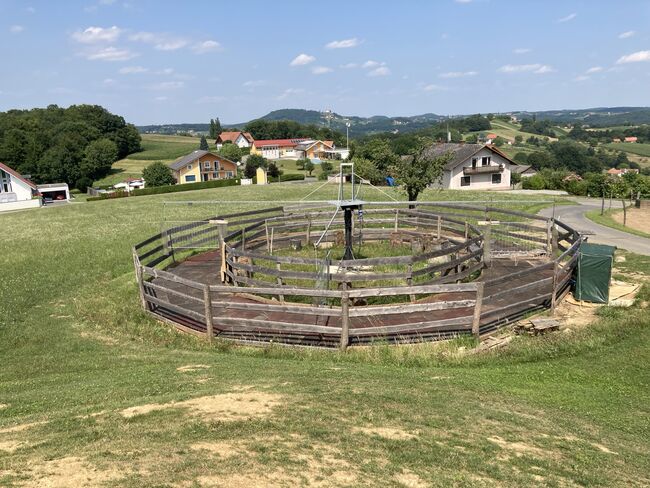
522;174;546;190
75;176;93;192
278;173;305;182
142;161;175;187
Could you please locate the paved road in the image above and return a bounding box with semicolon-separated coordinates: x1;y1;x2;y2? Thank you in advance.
538;198;650;256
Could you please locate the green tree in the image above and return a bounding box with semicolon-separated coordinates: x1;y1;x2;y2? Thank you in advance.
268;161;282;178
351;157;382;185
214;117;222;134
320;161;333;173
510;172;522;189
199;135;209;151
358;139;399;173
304;160;315;176
514;135;523;145
142;161;175;187
244;154;268;178
209;119;216;138
296;157;310;170
218;143;242;162
75;176;93;192
391;143;452;203
80;138;118;180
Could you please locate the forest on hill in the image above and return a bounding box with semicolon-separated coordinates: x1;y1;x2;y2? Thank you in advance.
0;105;141;188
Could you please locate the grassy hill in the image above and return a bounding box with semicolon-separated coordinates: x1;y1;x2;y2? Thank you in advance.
1;184;649;486
96;134;217;186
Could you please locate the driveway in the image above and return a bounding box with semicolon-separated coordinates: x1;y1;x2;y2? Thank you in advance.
538;198;650;256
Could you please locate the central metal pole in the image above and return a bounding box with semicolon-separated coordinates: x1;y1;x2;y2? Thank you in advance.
343;206;354;260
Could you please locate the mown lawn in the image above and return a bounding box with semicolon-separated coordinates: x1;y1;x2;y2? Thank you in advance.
1;184;649;487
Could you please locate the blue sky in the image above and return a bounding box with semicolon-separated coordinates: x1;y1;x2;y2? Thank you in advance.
1;0;649;125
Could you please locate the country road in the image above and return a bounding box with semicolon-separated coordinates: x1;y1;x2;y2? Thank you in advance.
538;198;650;256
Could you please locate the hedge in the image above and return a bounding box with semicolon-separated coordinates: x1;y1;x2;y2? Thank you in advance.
87;178;240;201
278;173;305;182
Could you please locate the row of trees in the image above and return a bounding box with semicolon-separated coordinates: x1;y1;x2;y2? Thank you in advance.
0;104;141;188
522;169;650;198
567;123;650;144
243;119;346;146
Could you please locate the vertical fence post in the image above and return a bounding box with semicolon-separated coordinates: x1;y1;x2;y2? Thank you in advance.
464;222;469;240
340;289;350;351
394;209;399;231
306;215;312;245
265;220;270;252
483;225;492;268
407;264;415;303
269;227;274;255
241;228;246;250
551;220;558;254
472;282;484;340
276;262;285;303
220;240;227;283
437;215;442;240
203;284;213;343
551;260;559;315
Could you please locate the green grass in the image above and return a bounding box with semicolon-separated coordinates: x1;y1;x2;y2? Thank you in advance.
1;183;649;486
485;120;559;142
585;207;650;239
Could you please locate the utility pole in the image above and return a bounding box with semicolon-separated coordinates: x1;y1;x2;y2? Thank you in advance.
346;122;351;149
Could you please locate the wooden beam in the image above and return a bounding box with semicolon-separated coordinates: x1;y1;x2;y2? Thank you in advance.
472;282;484;339
203;285;213;342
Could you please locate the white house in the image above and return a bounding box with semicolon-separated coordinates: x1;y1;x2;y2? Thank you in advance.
0;162;41;212
420;143;519;190
215;131;254;149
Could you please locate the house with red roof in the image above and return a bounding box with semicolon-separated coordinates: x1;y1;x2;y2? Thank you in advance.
0;162;41;211
215;131;254;148
250;138;310;159
624;136;638;143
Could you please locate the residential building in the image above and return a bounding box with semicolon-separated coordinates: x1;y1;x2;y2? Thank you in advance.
607;167;639;177
511;165;537;178
419;143;519;190
624;136;638;143
250;138;310;159
215;131;254;148
0;162;41;211
169;150;238;184
294;140;336;160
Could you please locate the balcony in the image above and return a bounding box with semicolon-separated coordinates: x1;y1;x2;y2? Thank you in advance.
463;164;504;175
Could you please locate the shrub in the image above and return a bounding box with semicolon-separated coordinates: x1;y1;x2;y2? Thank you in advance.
278;173;305;182
142;161;175;187
75;176;93;192
522;174;546;190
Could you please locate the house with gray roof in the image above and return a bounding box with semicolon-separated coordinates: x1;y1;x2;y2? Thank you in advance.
169;150;238;184
420;143;519;190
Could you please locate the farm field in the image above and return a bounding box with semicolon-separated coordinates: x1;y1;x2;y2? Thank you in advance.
605;142;650;166
483;120;558;142
1;184;649;487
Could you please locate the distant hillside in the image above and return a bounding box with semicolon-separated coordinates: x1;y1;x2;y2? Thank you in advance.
136;106;650;136
509;107;650;127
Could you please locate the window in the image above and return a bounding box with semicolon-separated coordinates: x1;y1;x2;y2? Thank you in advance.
186;164;192;170
203;161;211;169
461;176;471;187
226;171;234;178
492;174;502;184
0;170;11;193
214;161;220;171
185;175;196;182
471;158;478;168
212;172;219;179
482;156;491;166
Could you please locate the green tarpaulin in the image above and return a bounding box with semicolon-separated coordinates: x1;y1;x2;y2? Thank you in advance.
574;242;616;304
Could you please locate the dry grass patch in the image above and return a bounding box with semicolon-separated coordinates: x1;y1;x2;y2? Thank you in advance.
120;391;284;421
176;364;211;372
612;207;650;235
487;435;552;459
190;441;251;458
354;426;418;440
11;456;126;488
0;421;47;435
394;469;428;487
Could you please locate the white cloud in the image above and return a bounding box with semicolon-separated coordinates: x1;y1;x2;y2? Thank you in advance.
72;25;122;43
498;63;554;74
423;83;446;91
9;25;24;33
156;68;174;75
154;96;168;101
513;48;531;54
618;30;635;39
290;53;316;66
325;38;360;49
243;80;267;87
439;71;477;78
277;88;305;100
119;65;147;74
586;66;603;74
573;75;590;82
84;46;137;61
368;66;390;77
149;81;184;90
616;50;650;64
362;60;381;69
312;66;333;75
103;78;116;85
129;31;188;51
340;62;358;69
557;13;577;23
192;40;221;54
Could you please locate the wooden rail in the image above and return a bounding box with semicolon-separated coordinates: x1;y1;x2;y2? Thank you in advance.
132;203;583;349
